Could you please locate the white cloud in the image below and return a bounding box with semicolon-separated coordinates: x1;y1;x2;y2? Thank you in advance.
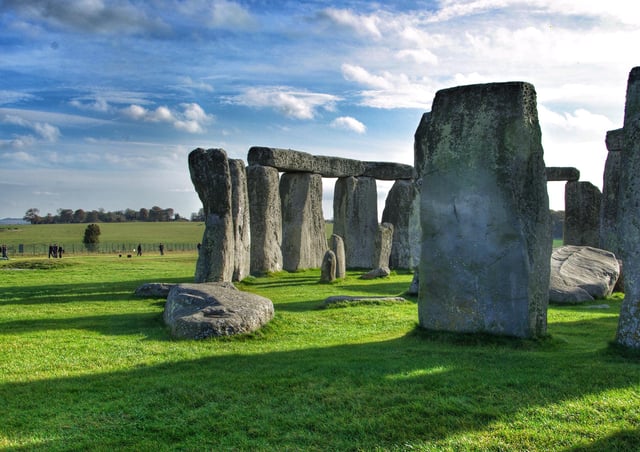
0;90;36;106
318;8;382;38
70;97;112;113
122;103;213;133
331;116;366;134
1;113;61;147
396;48;438;65
229;87;340;120
176;0;256;30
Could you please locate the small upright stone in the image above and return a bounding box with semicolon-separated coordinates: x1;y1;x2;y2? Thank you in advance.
320;250;337;283
564;181;601;247
418;82;551;339
247;165;283;275
330;234;346;279
188;148;235;283
373;222;394;270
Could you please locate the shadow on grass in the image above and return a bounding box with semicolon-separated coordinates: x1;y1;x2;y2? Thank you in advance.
1;326;639;450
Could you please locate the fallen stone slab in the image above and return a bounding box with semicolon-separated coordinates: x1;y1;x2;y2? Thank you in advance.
360;266;391;279
134;282;176;298
164;283;274;339
549;246;620;304
323;295;407;307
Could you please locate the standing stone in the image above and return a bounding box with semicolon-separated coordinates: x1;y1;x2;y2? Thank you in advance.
600;128;624;255
188;148;235;283
418;82;551;339
229;159;251;282
382;179;421;269
414;112;431;178
616;67;640;349
333;176;378;268
279;172;326;271
247;165;283;275
564;181;602;247
330;234;346;279
373;222;394;269
320;250;337;282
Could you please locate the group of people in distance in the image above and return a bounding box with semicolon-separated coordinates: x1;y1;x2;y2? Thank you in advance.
1;244;7;260
48;243;63;258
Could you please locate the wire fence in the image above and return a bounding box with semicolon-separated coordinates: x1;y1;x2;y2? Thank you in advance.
3;242;200;257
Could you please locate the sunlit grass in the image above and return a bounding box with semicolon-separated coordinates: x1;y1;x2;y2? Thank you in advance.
1;253;638;450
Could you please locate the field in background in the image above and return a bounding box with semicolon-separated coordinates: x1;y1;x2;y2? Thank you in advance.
0;222;206;255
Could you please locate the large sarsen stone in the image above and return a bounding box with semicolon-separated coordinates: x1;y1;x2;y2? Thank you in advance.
164;283;274;339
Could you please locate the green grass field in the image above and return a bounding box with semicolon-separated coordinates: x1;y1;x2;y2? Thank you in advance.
1;245;638;450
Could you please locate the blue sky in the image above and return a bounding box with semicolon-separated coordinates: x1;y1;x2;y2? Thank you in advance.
0;0;638;220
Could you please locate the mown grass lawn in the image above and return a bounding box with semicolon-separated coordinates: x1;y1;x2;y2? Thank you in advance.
1;253;638;451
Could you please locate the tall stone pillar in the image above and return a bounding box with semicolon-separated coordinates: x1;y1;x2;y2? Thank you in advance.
418;82;551;339
563;181;602;247
279;172;326;271
229;159;251;282
616;66;640;349
247;165;283;275
381;179;421;269
188;148;235;283
333;176;378;268
600;128;624;255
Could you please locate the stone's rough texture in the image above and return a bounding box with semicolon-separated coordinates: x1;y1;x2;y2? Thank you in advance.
134;282;174;298
407;270;419;295
549;246;620;304
564;181;602;247
600;130;624;255
247;165;283;275
248;147;413;180
323;295;406;306
418;82;552;339
333;176;379;268
229;159;251;282
414;112;431;178
279;172;326;271
189;148;235;283
382;179;421;269
545;167;580;182
330;234;346;279
374;222;394;269
320;250;337;282
163;283;274;339
616;67;640;348
360;266;391;279
606;128;625;152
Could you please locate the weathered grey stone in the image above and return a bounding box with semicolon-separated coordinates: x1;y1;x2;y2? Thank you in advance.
247;165;283;275
333;176;378;268
248;147;413;180
279;172;326;271
323;295;406;306
606;128;624;152
549;246;620;304
189;148;235;283
564;181;602;247
163;283;274;339
373;222;394;269
407;270;419;295
414;112;430;178
381;179;421;269
360;266;391;279
320;250;337;283
229;159;251;282
545;167;580;182
600;131;623;255
616;66;640;349
134;282;175;298
418;81;551;339
330;234;346;279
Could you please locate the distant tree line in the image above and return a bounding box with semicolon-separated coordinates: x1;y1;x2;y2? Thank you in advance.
23;206;183;224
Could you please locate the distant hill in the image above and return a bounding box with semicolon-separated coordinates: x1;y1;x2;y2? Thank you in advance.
0;218;28;225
